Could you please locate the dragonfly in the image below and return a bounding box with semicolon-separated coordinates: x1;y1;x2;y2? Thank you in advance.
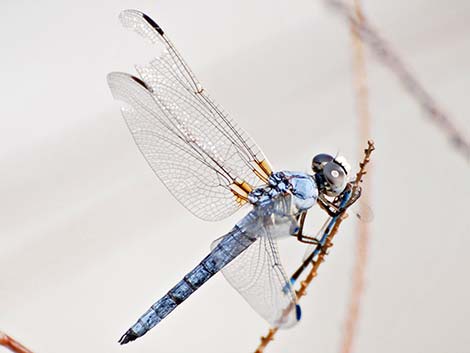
108;9;363;344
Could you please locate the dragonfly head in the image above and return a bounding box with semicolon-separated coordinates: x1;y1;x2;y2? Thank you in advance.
312;153;351;197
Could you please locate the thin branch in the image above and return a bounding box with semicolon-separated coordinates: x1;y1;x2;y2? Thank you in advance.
340;1;372;352
253;141;375;353
326;0;470;162
0;332;34;353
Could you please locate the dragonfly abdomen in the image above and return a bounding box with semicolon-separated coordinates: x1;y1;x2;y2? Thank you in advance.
119;226;257;344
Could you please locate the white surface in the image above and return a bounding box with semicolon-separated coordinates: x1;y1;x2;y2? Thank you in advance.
1;1;469;352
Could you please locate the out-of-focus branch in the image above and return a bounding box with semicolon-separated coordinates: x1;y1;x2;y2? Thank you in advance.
340;1;372;353
326;0;470;162
253;141;375;353
0;332;34;353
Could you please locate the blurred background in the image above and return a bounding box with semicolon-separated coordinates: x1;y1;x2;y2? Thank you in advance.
1;0;469;352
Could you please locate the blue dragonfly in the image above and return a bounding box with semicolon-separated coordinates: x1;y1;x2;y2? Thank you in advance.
108;9;362;344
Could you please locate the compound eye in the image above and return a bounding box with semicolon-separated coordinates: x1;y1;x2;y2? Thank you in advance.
312;153;334;173
323;162;347;194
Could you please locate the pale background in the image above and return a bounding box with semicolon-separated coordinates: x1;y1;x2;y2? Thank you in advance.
1;0;469;352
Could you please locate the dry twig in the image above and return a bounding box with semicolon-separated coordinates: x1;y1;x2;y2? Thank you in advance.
0;332;34;353
326;0;470;162
339;1;372;353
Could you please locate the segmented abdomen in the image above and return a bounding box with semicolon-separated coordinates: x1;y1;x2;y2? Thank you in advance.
119;225;257;344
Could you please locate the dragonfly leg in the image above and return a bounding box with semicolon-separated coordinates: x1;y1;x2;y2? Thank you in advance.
317;196;341;217
291;212;320;245
296;235;320;245
342;183;362;208
318;183;362;218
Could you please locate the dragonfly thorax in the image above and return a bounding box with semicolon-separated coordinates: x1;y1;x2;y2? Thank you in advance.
247;171;318;212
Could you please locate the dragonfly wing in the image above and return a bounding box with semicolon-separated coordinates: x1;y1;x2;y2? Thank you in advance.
302;217;331;261
118;97;240;221
351;201;374;223
211;224;300;328
108;10;273;221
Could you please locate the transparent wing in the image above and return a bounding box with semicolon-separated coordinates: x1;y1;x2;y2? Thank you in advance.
212;225;300;328
351;201;374;223
108;9;273;221
302;218;331;262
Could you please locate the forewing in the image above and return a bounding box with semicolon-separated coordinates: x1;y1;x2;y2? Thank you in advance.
212;226;300;328
109;72;243;220
108;9;273;221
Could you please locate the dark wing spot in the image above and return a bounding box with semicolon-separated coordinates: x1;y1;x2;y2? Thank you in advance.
131;75;153;93
143;13;164;36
